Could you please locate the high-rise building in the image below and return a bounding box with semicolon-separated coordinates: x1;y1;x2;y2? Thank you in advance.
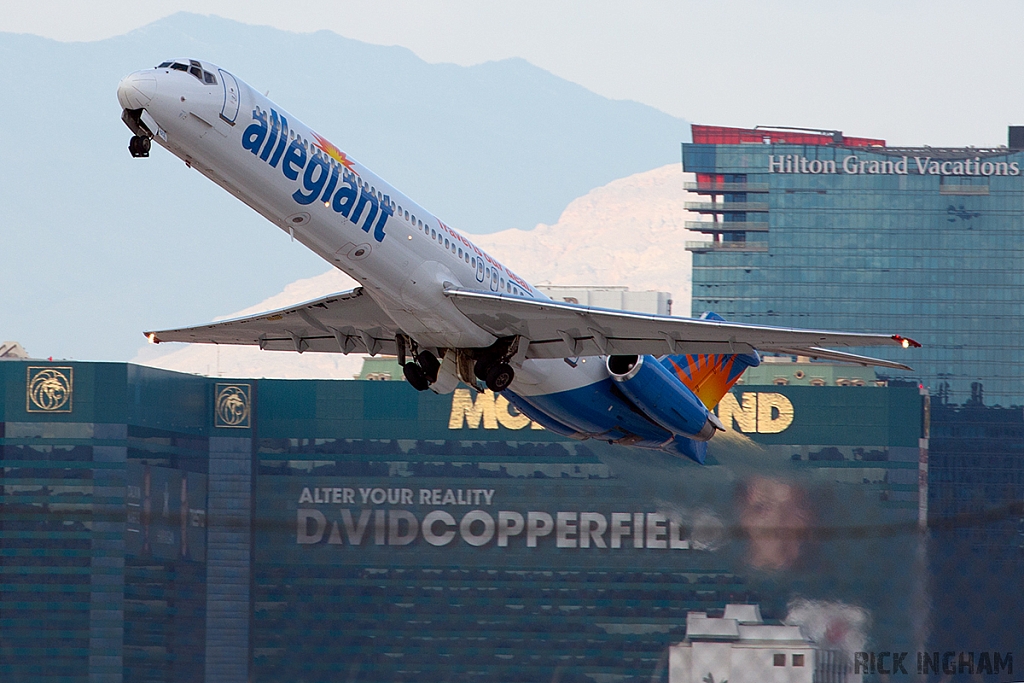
682;124;1024;406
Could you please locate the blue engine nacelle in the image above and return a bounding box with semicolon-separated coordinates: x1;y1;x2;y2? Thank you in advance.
606;355;723;442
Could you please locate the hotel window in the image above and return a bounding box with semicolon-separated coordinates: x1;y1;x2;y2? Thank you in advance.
774;654;786;667
792;654;805;667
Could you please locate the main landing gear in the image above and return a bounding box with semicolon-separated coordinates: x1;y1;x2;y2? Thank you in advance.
128;135;151;158
475;360;515;393
472;336;519;393
397;335;519;394
402;350;440;392
398;335;440;392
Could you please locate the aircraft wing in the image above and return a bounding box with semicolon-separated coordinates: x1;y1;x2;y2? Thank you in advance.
144;287;400;355
444;288;919;370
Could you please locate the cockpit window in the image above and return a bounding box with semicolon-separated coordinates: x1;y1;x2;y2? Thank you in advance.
159;59;218;84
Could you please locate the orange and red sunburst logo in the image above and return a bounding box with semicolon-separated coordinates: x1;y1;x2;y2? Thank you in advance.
311;132;355;172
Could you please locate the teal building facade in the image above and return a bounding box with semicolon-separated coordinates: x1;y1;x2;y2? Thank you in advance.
1;360;928;682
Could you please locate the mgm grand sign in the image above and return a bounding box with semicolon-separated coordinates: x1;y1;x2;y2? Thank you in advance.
769;153;1021;176
447;389;794;435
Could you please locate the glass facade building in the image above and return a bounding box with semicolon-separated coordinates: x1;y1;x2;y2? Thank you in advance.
682;124;1024;406
1;360;929;682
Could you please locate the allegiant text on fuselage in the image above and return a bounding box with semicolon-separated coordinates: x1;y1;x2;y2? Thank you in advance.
242;107;392;242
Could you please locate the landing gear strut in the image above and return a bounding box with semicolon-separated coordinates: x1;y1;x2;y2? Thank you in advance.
129;135;151;158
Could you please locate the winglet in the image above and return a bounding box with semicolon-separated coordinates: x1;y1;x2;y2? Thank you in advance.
892;335;921;349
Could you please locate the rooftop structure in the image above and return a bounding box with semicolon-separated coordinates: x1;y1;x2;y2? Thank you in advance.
536;285;673;315
0;341;28;359
669;604;854;683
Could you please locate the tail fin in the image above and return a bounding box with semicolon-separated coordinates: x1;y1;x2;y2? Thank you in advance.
661;312;761;410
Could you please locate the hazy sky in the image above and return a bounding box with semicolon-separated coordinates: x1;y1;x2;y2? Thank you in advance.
4;1;1024;146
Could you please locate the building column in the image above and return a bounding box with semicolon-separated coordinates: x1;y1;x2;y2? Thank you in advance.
205;436;253;683
90;425;127;683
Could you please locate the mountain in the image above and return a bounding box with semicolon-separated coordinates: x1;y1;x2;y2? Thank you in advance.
133;164;708;378
0;13;688;362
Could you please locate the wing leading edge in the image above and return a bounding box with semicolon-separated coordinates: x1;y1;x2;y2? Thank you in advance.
144;287;400;356
443;288;919;370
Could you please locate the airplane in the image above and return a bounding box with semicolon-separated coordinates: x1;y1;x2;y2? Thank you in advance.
117;59;919;464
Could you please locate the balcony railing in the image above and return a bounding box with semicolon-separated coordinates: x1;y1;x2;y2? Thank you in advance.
685;221;769;233
686;241;769;253
685;202;770;213
683;182;770;193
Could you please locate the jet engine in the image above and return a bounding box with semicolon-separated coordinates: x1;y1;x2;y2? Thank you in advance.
606;355;723;442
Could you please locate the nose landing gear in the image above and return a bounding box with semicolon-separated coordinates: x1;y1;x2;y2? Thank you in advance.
128;135;151;158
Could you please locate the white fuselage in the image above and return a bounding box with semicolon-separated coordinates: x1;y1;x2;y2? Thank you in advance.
118;61;608;397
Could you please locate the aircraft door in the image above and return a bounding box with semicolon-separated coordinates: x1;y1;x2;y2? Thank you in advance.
218;70;240;125
475;256;484;283
489;267;500;292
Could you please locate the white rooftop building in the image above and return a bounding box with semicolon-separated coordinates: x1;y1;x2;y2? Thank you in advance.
535;285;672;315
669;605;856;683
0;342;28;359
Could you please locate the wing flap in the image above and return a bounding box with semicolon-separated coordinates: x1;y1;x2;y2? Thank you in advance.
145;287;399;355
444;288;917;368
768;346;913;371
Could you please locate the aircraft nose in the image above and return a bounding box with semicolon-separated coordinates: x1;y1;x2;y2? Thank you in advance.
117;71;157;110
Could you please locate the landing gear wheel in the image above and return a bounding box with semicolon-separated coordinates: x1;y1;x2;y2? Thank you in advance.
474;358;489;381
403;362;430;391
417;351;441;383
485;363;515;393
129;135;151;158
